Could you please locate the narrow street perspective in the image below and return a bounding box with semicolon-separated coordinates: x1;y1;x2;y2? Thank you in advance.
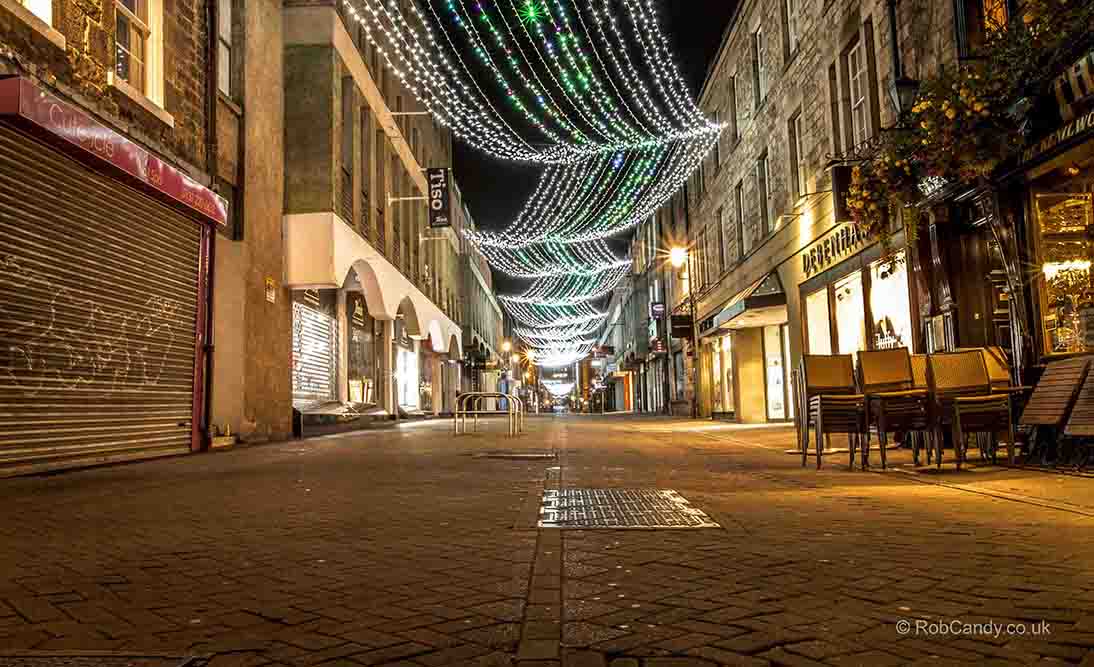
0;416;1091;666
3;0;1094;663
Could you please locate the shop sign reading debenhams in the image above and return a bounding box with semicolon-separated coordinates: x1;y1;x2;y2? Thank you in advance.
802;223;870;278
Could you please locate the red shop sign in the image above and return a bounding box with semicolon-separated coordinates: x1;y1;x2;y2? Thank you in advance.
0;77;228;226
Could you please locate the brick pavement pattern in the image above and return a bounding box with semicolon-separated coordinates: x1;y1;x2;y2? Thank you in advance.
0;416;1092;667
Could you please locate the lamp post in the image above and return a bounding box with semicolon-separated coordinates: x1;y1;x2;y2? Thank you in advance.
670;245;700;419
886;0;919;120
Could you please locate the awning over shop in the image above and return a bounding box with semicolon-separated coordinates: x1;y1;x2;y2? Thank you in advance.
700;272;788;335
283;212;462;355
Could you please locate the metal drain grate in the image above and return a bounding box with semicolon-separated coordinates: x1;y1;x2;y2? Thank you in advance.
538;488;720;529
0;655;201;667
473;450;557;460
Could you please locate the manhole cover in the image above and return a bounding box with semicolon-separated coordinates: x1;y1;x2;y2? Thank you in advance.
473;451;556;460
538;488;720;529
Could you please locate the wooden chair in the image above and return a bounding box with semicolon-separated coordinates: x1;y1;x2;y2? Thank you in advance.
927;351;1016;468
957;346;1031;461
800;354;866;470
908;354;935;465
1064;362;1094;469
1022;356;1091;464
857;348;930;470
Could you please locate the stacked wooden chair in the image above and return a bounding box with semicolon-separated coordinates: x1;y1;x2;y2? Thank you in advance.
927;350;1016;468
857;348;931;469
800;354;866;469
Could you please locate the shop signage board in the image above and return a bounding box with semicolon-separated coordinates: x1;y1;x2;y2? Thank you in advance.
0;77;228;226
802;223;871;278
670;314;693;339
265;277;277;303
1021;108;1094;165
427;167;452;228
650;302;666;318
1052;49;1094;122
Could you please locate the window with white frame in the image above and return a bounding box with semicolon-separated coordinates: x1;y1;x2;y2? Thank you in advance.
784;0;799;56
757;151;771;236
217;0;232;96
789;111;807;200
752;27;766;108
713;109;722;167
847;39;869;147
115;0;163;104
735;179;748;256
729;74;740;141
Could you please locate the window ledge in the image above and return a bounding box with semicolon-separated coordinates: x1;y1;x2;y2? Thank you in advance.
218;92;243;117
0;0;65;50
108;72;175;129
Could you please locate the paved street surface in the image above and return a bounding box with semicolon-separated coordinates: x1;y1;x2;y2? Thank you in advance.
1;416;1092;667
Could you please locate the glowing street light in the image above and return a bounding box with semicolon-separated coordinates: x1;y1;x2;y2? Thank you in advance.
501;340;512;353
669;246;688;269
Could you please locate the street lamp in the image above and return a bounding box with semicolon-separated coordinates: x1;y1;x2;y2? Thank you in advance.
501;340;511;353
669;246;688;269
670;245;701;419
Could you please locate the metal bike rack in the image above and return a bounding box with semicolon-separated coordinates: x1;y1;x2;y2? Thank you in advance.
454;392;525;437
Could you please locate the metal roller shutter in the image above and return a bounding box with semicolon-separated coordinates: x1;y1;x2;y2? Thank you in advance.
292;301;337;406
0;125;201;475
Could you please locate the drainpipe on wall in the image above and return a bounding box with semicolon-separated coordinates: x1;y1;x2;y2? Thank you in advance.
201;0;219;450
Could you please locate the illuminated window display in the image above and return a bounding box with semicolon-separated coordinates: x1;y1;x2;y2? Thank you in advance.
763;325;786;420
834;271;866;356
707;334;734;416
801;249;914;362
804;288;832;354
1035;191;1093;354
346;294;376;405
869;251;914;351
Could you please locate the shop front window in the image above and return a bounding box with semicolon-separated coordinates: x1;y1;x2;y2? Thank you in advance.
720;334;734;416
869;251;914;351
396;346;419;408
673;351;685;398
1036;191;1094;354
804;287;832;354
763;325;786;420
782;323;794;420
347;294;376;405
834;271;866;356
709;339;723;412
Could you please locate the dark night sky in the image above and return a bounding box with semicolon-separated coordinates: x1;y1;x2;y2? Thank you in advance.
453;1;736;235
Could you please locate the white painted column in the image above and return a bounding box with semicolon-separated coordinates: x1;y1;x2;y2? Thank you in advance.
381;319;395;414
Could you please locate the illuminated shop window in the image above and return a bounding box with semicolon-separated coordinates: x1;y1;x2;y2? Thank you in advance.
805;288;832;354
870;251;914;351
1036;191;1093;354
834;271;866;356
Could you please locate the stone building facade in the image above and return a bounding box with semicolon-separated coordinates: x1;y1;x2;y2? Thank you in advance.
277;0;463;427
0;0;231;470
676;0;963;422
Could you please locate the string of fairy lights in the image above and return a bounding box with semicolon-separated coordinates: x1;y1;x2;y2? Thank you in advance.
344;0;719;367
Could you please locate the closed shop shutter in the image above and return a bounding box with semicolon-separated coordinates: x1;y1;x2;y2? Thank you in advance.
0;125;201;474
292;294;338;406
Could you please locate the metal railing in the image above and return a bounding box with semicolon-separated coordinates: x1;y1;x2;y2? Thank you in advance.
454;392;525;437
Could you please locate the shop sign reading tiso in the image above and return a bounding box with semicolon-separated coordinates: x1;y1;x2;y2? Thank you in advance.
802;223;871;278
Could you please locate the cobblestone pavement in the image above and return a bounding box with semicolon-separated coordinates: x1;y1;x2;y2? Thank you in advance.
0;416;1092;667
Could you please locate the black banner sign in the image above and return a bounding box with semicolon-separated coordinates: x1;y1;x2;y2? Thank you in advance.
427;167;452;228
670;314;693;339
